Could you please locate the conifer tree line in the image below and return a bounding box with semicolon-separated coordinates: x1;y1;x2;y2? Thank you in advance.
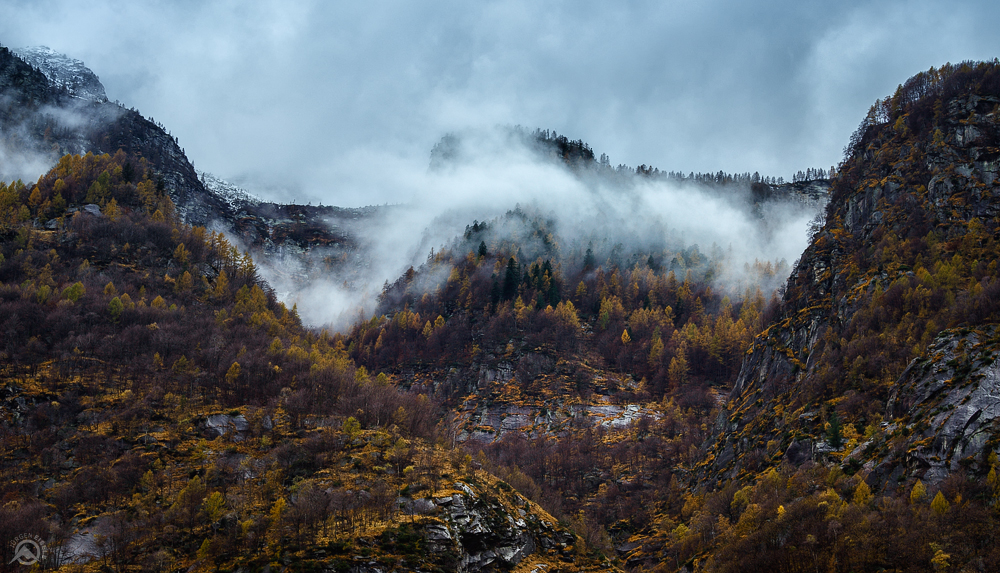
495;126;833;187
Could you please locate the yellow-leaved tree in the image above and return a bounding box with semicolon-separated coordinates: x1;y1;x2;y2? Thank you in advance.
853;480;873;505
930;491;950;516
910;479;927;504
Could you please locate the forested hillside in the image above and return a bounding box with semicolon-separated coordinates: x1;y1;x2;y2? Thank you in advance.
341;205;786;558
0;152;606;572
647;61;1000;571
346;61;1000;572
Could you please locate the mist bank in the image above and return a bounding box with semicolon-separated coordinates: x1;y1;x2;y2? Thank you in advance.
0;98;117;184
247;128;828;330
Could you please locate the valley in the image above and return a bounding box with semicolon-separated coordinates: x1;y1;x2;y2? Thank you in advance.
2;44;1000;572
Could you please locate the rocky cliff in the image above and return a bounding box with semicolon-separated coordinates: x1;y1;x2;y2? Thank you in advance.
14;46;108;103
0;44;233;226
397;478;585;573
708;62;1000;489
887;325;1000;484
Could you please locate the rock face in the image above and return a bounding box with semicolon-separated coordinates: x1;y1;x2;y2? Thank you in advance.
400;355;656;444
200;413;250;439
0;45;231;227
460;398;653;443
427;483;548;571
887;326;1000;484
14;46;108;103
707;66;1000;486
374;480;578;573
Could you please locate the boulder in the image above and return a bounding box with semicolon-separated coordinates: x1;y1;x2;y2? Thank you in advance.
414;481;571;572
201;413;249;439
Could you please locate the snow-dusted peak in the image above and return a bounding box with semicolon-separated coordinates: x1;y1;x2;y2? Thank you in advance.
14;46;108;103
197;171;262;210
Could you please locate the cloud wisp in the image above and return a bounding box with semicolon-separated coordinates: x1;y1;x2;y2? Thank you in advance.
254;129;820;329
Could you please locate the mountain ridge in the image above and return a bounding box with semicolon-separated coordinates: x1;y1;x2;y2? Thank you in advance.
0;44;233;227
708;62;1000;489
1;45;828;332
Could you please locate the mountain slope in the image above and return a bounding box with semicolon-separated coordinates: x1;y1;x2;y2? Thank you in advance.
0;44;233;227
14;46;108;103
0;152;606;572
582;60;1000;573
0;45;374;289
710;61;1000;488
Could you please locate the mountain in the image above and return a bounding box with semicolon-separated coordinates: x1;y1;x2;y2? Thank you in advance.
0;44;231;226
7;41;1000;572
650;61;1000;571
13;46;108;103
0;46;394;300
712;61;1000;486
344;62;1000;571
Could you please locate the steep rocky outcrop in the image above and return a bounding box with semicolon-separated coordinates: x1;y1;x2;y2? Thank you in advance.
0;44;231;226
708;62;1000;487
887;325;1000;484
401;480;581;572
14;46;108;103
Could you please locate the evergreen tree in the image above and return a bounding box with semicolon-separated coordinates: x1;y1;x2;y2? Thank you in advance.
583;246;596;270
827;411;843;449
490;276;501;306
547;279;560;307
502;257;520;300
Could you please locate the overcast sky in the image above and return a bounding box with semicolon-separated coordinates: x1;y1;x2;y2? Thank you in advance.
2;0;999;206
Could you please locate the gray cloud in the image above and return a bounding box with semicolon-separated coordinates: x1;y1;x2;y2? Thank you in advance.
2;0;998;206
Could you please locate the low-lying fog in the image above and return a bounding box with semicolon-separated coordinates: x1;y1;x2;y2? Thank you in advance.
249;129;823;329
